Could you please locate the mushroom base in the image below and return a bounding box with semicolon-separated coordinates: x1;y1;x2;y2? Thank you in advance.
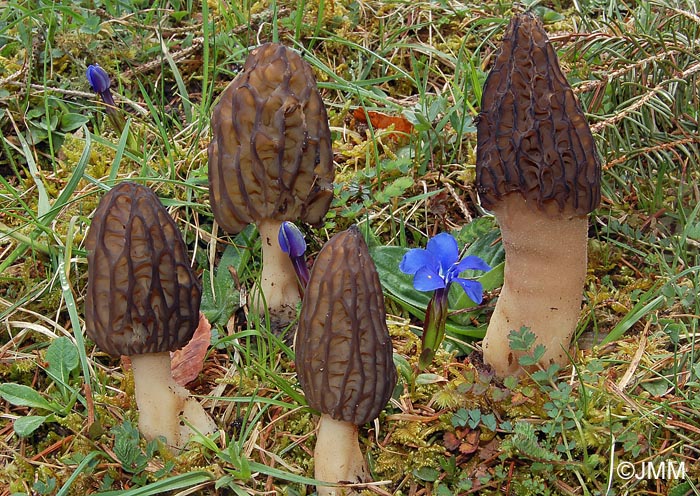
251;219;302;335
314;414;369;496
483;194;588;377
130;352;216;452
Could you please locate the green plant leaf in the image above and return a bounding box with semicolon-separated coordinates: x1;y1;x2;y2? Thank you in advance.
60;113;89;132
599;288;665;346
374;176;414;203
370;245;431;310
13;415;48;437
45;336;79;386
413;466;440;482
201;231;252;324
452;408;469;427
111;421;149;474
481;413;497;431
0;383;54;410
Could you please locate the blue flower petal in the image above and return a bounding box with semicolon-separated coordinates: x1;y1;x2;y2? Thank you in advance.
278;221;306;257
452;255;491;274
413;267;447;292
86;64;111;93
453;278;484;305
400;248;439;275
426;233;459;273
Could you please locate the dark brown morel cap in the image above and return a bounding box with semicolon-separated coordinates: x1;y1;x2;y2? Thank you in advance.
476;12;601;215
208;43;334;233
85;182;202;357
295;226;397;426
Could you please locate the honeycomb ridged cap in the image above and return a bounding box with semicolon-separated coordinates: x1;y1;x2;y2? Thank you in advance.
208;43;334;233
295;226;397;426
85;182;201;357
476;13;601;215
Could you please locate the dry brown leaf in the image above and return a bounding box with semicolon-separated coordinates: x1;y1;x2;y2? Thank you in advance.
459;429;480;455
352;108;413;139
443;431;461;451
171;313;211;386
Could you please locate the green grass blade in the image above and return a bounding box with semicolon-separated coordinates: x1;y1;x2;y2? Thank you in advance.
56;451;102;496
95;471;214;495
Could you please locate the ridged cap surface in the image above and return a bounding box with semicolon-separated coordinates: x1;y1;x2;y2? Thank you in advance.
296;226;397;425
208;43;334;233
85;182;202;357
476;13;601;215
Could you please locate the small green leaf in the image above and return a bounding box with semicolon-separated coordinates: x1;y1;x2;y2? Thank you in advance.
111;421;149;474
60;113;90;132
452;408;469;427
201;231;251;324
46;336;79;385
640;379;668;397
80;15;102;34
481;413;497;431
531;344;546;361
0;383;53;410
415;373;445;385
668;482;692;496
374;176;414;203
14;415;48;437
508;327;537;352
413;466;440;482
393;353;412;384
468;408;482;429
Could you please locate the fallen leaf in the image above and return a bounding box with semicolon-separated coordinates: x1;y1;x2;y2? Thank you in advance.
443;431;461;451
459;428;480;455
478;438;501;461
171;313;211;386
352;108;413;139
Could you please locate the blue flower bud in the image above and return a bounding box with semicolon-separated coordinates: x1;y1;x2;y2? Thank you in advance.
278;221;307;258
86;64;111;94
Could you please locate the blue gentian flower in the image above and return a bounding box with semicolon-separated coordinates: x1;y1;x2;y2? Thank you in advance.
279;221;307;258
400;232;490;303
279;221;310;290
86;64;116;107
400;232;490;369
86;64;136;151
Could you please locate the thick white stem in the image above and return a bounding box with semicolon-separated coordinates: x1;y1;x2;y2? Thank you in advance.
253;219;301;329
482;194;588;377
130;352;216;452
314;414;369;496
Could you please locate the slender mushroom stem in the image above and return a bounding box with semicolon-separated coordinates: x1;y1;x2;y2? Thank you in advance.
482;195;588;377
130;352;216;451
255;218;302;325
314;414;369;496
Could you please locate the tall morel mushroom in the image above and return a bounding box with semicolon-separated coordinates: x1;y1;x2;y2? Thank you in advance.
85;182;216;450
208;42;334;330
476;13;601;377
295;226;397;496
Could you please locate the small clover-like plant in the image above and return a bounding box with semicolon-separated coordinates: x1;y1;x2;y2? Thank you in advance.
508;326;561;382
400;232;490;369
452;407;497;431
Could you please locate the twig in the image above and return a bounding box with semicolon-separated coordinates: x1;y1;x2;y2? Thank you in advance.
30;435;74;462
617;320;650;391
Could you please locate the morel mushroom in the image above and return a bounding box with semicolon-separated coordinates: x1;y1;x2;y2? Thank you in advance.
476;13;601;376
208;43;334;330
295;226;397;496
85;182;216;450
